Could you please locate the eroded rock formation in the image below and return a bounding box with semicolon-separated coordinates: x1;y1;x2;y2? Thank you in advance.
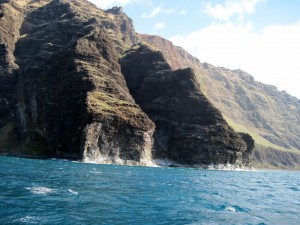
0;0;154;165
140;34;300;169
0;0;254;167
121;44;253;166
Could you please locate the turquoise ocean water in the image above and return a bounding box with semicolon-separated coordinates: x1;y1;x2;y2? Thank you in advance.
0;156;299;225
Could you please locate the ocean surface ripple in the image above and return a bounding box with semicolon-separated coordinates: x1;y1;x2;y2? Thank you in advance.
0;156;299;225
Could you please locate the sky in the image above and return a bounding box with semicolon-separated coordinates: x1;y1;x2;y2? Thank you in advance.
88;0;300;99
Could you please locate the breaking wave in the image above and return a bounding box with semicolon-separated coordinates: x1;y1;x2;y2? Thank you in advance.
25;186;56;195
68;189;78;195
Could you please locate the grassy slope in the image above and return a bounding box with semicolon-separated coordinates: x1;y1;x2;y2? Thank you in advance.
139;35;300;169
224;115;300;169
223;115;297;153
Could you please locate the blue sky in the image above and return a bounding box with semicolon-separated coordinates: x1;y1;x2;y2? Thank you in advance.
89;0;300;98
122;0;300;37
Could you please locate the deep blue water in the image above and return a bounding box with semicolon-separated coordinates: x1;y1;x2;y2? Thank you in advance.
0;156;299;225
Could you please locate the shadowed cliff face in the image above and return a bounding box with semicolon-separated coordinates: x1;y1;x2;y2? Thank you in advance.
0;0;254;167
121;45;252;166
0;0;26;151
140;34;300;169
0;0;155;164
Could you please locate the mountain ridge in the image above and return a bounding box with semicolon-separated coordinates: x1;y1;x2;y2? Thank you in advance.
1;0;298;169
139;34;300;168
120;44;253;166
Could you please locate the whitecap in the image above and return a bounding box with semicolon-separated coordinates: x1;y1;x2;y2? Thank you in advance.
68;189;78;195
89;168;101;174
225;206;237;212
25;186;56;195
89;171;102;174
13;216;38;224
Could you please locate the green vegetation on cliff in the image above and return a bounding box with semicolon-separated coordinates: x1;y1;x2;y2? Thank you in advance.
140;34;300;169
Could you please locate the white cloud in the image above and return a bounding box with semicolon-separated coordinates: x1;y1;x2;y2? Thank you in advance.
179;10;186;15
88;0;137;9
142;6;175;19
170;21;300;98
203;0;266;21
154;22;166;30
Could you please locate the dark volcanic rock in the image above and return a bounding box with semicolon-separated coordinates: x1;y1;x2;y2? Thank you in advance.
0;0;154;164
0;0;24;147
239;133;255;166
0;0;254;167
0;1;24;74
121;45;251;166
140;34;300;169
104;6;138;52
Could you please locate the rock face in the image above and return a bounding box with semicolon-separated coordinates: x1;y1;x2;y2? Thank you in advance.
0;0;24;75
121;45;252;166
0;0;254;167
0;0;25;151
140;34;300;169
239;133;255;166
0;0;155;164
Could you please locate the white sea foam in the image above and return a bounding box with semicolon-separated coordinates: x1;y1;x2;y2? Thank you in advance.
89;171;102;174
68;189;78;195
84;160;99;164
225;206;237;212
81;155;256;171
206;163;255;171
25;186;56;195
13;216;39;224
83;155;158;167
